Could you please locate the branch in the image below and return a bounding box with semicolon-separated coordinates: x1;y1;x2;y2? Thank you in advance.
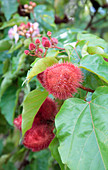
85;11;97;30
18;150;30;170
79;85;95;93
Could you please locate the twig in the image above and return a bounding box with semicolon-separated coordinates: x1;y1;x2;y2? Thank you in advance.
32;9;36;22
53;46;65;50
18;150;30;170
79;85;95;93
44;48;48;57
85;11;97;30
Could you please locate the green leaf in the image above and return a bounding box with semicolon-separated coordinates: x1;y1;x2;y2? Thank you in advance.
1;0;18;21
33;5;56;31
22;89;48;136
49;137;65;170
55;86;108;170
0;14;28;30
80;54;108;83
77;33;107;50
0;86;19;125
26;56;58;82
8;40;23;54
0;39;12;52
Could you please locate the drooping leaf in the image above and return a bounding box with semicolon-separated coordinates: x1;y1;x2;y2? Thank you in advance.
0;86;20;125
55;86;108;170
22;89;48;136
26;56;58;82
80;54;108;83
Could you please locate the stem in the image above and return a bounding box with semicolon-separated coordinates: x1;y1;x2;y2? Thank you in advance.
44;48;48;57
74;47;80;60
32;10;36;22
53;46;65;50
79;85;94;93
18;150;30;170
85;11;97;30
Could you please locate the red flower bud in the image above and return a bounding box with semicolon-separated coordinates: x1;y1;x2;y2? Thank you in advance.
14;115;22;131
35;38;41;44
36;48;43;54
47;31;52;37
24;50;30;55
43;63;83;99
42;40;51;48
29;1;33;5
27;22;31;28
42;36;48;41
51;38;58;45
32;2;36;7
29;43;36;50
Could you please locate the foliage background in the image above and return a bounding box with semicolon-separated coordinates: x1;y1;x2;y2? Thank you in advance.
0;0;108;169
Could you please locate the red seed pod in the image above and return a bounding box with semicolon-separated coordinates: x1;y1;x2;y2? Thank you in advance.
44;63;83;99
24;50;30;55
13;115;22;131
37;72;45;87
37;97;57;121
35;38;41;44
23;124;55;152
29;43;36;50
42;40;51;48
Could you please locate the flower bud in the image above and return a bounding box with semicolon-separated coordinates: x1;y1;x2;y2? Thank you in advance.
36;48;43;54
32;2;36;7
29;43;36;50
35;38;41;44
24;50;30;55
47;31;52;37
51;38;58;45
24;4;29;9
42;40;51;48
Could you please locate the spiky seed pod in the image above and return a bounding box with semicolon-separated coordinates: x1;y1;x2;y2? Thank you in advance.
44;63;83;99
14;114;22;131
37;72;45;87
23;124;54;152
37;97;57;121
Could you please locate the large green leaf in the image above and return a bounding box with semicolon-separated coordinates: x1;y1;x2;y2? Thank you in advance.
1;0;18;21
77;33;107;50
55;86;108;170
26;56;58;82
22;89;48;136
0;86;19;125
49;137;65;170
80;54;108;83
8;40;23;54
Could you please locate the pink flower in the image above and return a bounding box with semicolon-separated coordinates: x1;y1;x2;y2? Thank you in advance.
36;48;43;54
47;31;52;37
51;38;58;45
8;25;19;43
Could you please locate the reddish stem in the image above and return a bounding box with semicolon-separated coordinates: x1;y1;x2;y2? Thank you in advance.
44;48;48;57
79;85;94;93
